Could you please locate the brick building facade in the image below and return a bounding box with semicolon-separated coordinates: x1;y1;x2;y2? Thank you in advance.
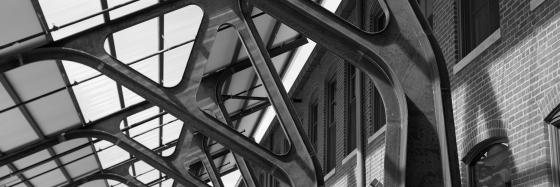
255;0;560;186
435;0;560;186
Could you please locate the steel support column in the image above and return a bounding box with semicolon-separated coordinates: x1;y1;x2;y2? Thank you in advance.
246;0;459;186
194;134;224;187
0;0;459;186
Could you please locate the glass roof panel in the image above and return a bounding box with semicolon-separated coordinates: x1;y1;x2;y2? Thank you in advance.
0;166;19;187
107;179;125;187
38;0;104;40
122;87;145;107
57;145;93;164
205;27;238;74
224;67;255;113
138;169;160;184
129;56;159;84
0;84;15;111
112;18;158;64
132;161;152;175
162;44;192;87
52;138;90;153
161;146;176;157
62;61;100;83
270;24;299;48
80;180;108;187
162;5;202;87
0;166;10;178
73;75;120;121
160;179;173;187
12;150;49;167
0;108;38;152
122;107;159;133
12;183;27;187
108;0;158;20
133;161;160;183
132;125;160;149
252;13;276;46
0;0;44;47
95;141;128;169
28;168;67;187
235;110;263;137
93;138;112;151
12;150;67;187
26;91;80;135
162;113;177;124
163;6;202;47
4;60;65;101
162;120;182;145
63;155;99;178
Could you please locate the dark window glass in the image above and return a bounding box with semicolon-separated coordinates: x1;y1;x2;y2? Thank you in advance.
416;0;434;27
309;101;318;149
373;88;385;131
326;78;337;172
470;143;512;187
370;87;385;136
461;0;499;56
346;66;357;155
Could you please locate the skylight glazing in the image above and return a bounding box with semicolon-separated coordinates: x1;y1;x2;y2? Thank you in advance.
0;0;342;186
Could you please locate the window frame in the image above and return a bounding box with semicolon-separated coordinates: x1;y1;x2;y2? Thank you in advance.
462;137;510;187
545;103;560;187
309;99;319;150
458;0;500;58
346;65;357;155
325;75;337;172
415;0;434;27
454;0;501;73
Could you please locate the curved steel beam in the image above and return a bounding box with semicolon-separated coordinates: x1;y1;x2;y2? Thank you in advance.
247;0;459;186
0;0;459;186
194;134;224;187
65;161;147;187
210;66;258;187
67;173;145;187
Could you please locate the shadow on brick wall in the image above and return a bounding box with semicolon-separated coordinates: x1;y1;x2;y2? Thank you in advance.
460;64;517;185
449;0;560;185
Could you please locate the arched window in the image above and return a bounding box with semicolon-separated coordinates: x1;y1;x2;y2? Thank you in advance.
466;140;512;187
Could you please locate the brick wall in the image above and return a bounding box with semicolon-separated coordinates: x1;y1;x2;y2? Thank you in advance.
365;129;385;186
432;0;560;186
251;0;560;186
292;51;357;187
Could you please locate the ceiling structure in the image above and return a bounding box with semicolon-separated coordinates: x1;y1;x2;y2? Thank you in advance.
0;0;340;186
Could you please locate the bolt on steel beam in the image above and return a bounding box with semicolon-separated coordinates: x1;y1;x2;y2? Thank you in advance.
0;0;460;186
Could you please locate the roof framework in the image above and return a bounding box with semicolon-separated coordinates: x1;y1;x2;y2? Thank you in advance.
0;0;312;186
0;0;461;186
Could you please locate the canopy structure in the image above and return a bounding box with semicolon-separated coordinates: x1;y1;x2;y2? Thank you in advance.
0;0;460;186
0;0;341;186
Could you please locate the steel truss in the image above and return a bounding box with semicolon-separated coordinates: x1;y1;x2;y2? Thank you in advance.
0;0;460;186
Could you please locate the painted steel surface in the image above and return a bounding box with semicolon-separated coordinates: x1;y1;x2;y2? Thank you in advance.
0;0;459;186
